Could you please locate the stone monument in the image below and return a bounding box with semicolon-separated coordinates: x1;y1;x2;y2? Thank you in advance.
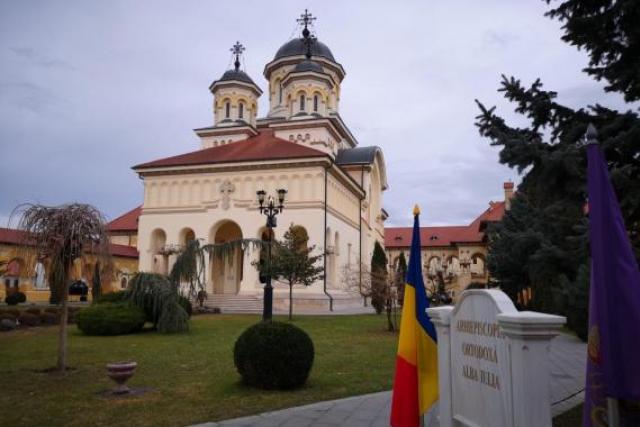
427;289;566;427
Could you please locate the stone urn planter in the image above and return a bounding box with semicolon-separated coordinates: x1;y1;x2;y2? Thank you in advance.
106;362;137;395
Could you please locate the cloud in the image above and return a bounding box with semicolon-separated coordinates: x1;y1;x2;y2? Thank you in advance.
0;0;629;229
9;46;76;70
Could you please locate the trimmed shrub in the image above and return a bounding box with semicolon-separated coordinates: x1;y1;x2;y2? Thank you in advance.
98;290;130;304
178;295;192;318
40;312;60;325
25;307;42;316
18;312;41;327
234;322;314;390
5;292;26;306
1;318;16;331
0;313;17;322
76;303;145;336
0;308;19;319
44;307;59;314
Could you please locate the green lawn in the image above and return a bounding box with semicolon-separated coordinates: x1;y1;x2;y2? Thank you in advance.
0;314;397;427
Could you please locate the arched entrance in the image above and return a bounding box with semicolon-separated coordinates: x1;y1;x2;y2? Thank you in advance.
211;221;243;294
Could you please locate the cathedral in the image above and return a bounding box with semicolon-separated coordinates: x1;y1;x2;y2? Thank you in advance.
125;12;388;310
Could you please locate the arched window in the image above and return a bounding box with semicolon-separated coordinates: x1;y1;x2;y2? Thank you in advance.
299;94;305;111
278;84;283;104
225;101;230;118
238;102;244;119
313;95;319;112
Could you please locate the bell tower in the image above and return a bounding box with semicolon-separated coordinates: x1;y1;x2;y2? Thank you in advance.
209;42;262;127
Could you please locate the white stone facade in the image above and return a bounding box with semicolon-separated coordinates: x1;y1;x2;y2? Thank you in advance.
132;32;387;310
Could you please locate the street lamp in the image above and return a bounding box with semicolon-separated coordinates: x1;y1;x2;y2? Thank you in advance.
256;188;287;321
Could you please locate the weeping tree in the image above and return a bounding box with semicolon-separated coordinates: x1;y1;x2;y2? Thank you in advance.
128;272;190;333
91;262;102;303
170;237;265;302
16;203;110;373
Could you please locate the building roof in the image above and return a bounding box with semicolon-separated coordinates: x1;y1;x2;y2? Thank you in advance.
107;206;142;232
109;244;139;258
274;38;335;61
384;201;507;249
335;146;383;165
216;69;257;85
0;227;139;259
385;226;481;248
133;130;329;170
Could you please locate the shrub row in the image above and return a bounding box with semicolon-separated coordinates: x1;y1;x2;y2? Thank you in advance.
76;303;145;336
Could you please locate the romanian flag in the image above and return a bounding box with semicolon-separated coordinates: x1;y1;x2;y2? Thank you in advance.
390;205;438;427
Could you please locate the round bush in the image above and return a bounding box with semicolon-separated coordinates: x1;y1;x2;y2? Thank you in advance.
5;292;26;306
76;303;145;336
234;322;314;390
18;312;41;327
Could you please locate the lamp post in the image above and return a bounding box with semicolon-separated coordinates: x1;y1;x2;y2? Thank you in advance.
256;188;287;321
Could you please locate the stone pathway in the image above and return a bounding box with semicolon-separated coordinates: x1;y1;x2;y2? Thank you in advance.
191;333;586;427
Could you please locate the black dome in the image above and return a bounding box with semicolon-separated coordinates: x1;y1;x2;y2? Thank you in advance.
274;38;335;61
293;60;324;73
217;69;256;85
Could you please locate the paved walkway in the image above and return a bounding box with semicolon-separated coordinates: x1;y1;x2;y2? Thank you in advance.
191;333;586;427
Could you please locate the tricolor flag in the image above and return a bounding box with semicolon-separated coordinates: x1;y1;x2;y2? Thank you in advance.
390;205;438;427
583;125;640;426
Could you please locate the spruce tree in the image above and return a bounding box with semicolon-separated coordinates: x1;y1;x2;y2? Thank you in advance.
475;0;640;340
396;252;407;306
370;241;388;315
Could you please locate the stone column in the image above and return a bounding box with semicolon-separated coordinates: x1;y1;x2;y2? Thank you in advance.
497;311;566;427
426;306;454;427
241;246;259;295
203;253;212;294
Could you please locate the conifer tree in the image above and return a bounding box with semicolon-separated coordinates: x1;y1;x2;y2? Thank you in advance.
475;0;640;341
395;252;407;306
370;241;388;315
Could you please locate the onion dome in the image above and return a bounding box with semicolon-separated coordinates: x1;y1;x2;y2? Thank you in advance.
274;38;335;62
216;69;257;85
292;60;324;73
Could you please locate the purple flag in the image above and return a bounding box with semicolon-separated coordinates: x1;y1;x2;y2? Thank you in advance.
583;128;640;426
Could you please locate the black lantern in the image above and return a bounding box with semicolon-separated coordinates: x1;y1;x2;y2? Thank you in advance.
255;189;287;321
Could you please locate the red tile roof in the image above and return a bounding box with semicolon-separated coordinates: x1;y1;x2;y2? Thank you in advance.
385;201;507;249
108;243;139;258
0;227;25;245
108;206;142;232
133;130;328;169
0;227;139;259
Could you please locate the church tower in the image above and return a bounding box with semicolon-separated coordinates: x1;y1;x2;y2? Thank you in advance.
263;10;345;119
209;42;262;127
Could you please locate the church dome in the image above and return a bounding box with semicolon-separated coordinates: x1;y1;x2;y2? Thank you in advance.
217;69;257;85
292;60;324;73
274;38;335;62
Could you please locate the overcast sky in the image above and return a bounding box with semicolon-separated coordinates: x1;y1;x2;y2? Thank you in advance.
0;0;629;228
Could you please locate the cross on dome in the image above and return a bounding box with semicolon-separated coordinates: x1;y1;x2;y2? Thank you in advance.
296;10;317;59
296;9;316;34
230;41;245;71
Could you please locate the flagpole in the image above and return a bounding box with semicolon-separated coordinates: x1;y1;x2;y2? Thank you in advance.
606;398;620;427
586;124;624;427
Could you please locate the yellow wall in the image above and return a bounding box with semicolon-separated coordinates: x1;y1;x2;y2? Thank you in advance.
0;243;138;303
